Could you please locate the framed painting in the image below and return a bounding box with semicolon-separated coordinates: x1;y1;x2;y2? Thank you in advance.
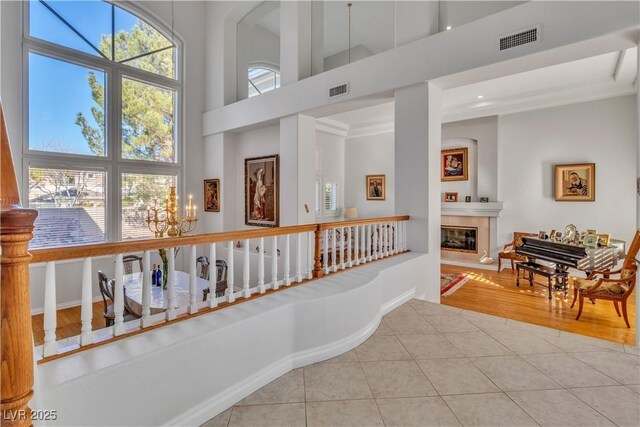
444;192;458;202
441;147;468;182
555;163;595;201
245;155;279;227
204;179;220;212
366;175;386;201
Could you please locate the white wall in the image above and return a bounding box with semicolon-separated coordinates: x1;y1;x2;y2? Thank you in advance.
344;132;395;218
438;1;526;32
315;130;345;216
498;95;637;247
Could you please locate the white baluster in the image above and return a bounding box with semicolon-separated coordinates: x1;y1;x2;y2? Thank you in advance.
347;227;353;267
284;234;291;286
43;262;57;357
323;229;329;275
80;257;94;345
354;226;360;266
295;233;302;282
385;222;390;256
366;224;371;262
332;228;338;272
141;250;152;327
403;221;407;251
271;236;278;289
227;241;235;302
166;248;177;320
188;245;198;314
242;239;251;298
382;223;387;257
208;243;218;308
399;221;403;252
258;237;266;293
113;254;125;335
362;224;367;262
307;231;313;279
373;225;379;260
394;221;399;254
339;227;345;270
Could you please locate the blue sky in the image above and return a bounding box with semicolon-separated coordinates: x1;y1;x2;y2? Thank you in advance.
28;0;141;156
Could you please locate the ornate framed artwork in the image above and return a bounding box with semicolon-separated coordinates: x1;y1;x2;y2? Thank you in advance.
245;155;279;227
555;163;595;201
441;147;468;182
366;175;386;201
444;192;458;202
204;179;220;212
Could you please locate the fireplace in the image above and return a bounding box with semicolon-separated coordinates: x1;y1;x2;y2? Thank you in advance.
441;225;478;254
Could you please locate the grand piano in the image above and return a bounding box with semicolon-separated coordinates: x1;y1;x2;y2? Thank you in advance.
516;237;623;274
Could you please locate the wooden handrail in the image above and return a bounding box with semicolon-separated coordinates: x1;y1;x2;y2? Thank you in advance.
1;99;38;426
29;216;411;264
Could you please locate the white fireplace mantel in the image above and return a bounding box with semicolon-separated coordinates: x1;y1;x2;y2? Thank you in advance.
441;202;504;218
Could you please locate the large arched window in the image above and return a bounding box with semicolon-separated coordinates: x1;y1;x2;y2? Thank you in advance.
24;1;182;248
248;67;280;98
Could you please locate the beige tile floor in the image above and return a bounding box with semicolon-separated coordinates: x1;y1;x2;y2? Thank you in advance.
202;299;640;427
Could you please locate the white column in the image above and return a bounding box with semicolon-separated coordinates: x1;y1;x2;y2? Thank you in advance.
227;241;235;302
271;236;279;289
166;248;177;320
258;237;266;293
80;257;94;345
307;231;313;279
295;233;302;282
242;239;251;298
354;226;360;266
188;245;198;314
113;254;125;335
284;234;291;286
323;229;329;274
141;250;152;327
340;226;346;269
43;262;58;357
280;1;312;84
208;243;218;308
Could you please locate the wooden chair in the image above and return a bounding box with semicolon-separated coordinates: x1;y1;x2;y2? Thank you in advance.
498;232;537;272
201;260;229;300
571;229;639;328
123;254;143;275
98;271;140;327
196;255;210;280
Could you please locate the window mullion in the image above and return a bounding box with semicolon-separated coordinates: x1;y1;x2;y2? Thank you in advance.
110;66;122;243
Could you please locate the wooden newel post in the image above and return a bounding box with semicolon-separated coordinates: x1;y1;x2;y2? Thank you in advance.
313;227;324;279
1;101;38;426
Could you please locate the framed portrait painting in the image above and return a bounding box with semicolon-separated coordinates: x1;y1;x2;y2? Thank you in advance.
555;163;595;201
204;179;220;212
366;175;386;201
245;155;279;227
441;147;468;182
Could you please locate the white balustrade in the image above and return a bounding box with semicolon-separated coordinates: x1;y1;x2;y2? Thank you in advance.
307;231;313;279
271;236;279;289
284;234;291;286
208;243;218;308
113;254;126;335
188;245;198;314
43;261;57;357
227;241;235;303
323;229;329;275
80;257;94;345
294;233;301;282
141;250;153;327
242;239;251;298
166;248;177;320
258;237;266;293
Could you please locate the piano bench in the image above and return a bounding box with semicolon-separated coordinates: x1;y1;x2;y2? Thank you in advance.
515;261;569;301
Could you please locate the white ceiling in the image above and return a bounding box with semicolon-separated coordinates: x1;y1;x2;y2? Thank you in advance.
323;48;638;129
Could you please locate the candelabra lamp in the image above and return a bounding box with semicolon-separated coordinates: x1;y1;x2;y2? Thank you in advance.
146;186;198;238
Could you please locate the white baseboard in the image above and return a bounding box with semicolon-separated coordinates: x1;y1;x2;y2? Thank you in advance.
441;259;501;271
170;288;416;427
30;296;103;316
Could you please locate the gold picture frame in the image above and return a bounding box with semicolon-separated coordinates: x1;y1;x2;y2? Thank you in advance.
583;233;599;248
441;147;469;182
245;155;279;227
555;163;595;201
366;175;386;201
597;233;611;247
204;179;220;212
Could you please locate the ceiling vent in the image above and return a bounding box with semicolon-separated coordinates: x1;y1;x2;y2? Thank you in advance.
499;27;539;51
329;83;349;98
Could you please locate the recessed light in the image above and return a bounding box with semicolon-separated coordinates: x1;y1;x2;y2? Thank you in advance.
476;95;484;99
446;26;452;31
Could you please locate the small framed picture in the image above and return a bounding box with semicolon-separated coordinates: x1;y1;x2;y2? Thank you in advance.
444;192;458;202
204;179;220;212
555;163;595;201
538;231;547;239
464;196;471;203
366;175;386;200
585;229;597;235
480;197;489;203
549;229;557;240
441;147;468;182
583;233;599;248
597;233;611;247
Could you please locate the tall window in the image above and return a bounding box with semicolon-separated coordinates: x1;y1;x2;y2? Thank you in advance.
315;177;339;218
248;67;280;98
24;1;181;248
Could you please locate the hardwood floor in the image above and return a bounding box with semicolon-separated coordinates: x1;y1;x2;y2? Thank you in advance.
441;264;637;345
32;302;110;347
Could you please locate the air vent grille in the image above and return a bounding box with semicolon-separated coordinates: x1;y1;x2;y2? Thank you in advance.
329;83;349;98
499;27;537;51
